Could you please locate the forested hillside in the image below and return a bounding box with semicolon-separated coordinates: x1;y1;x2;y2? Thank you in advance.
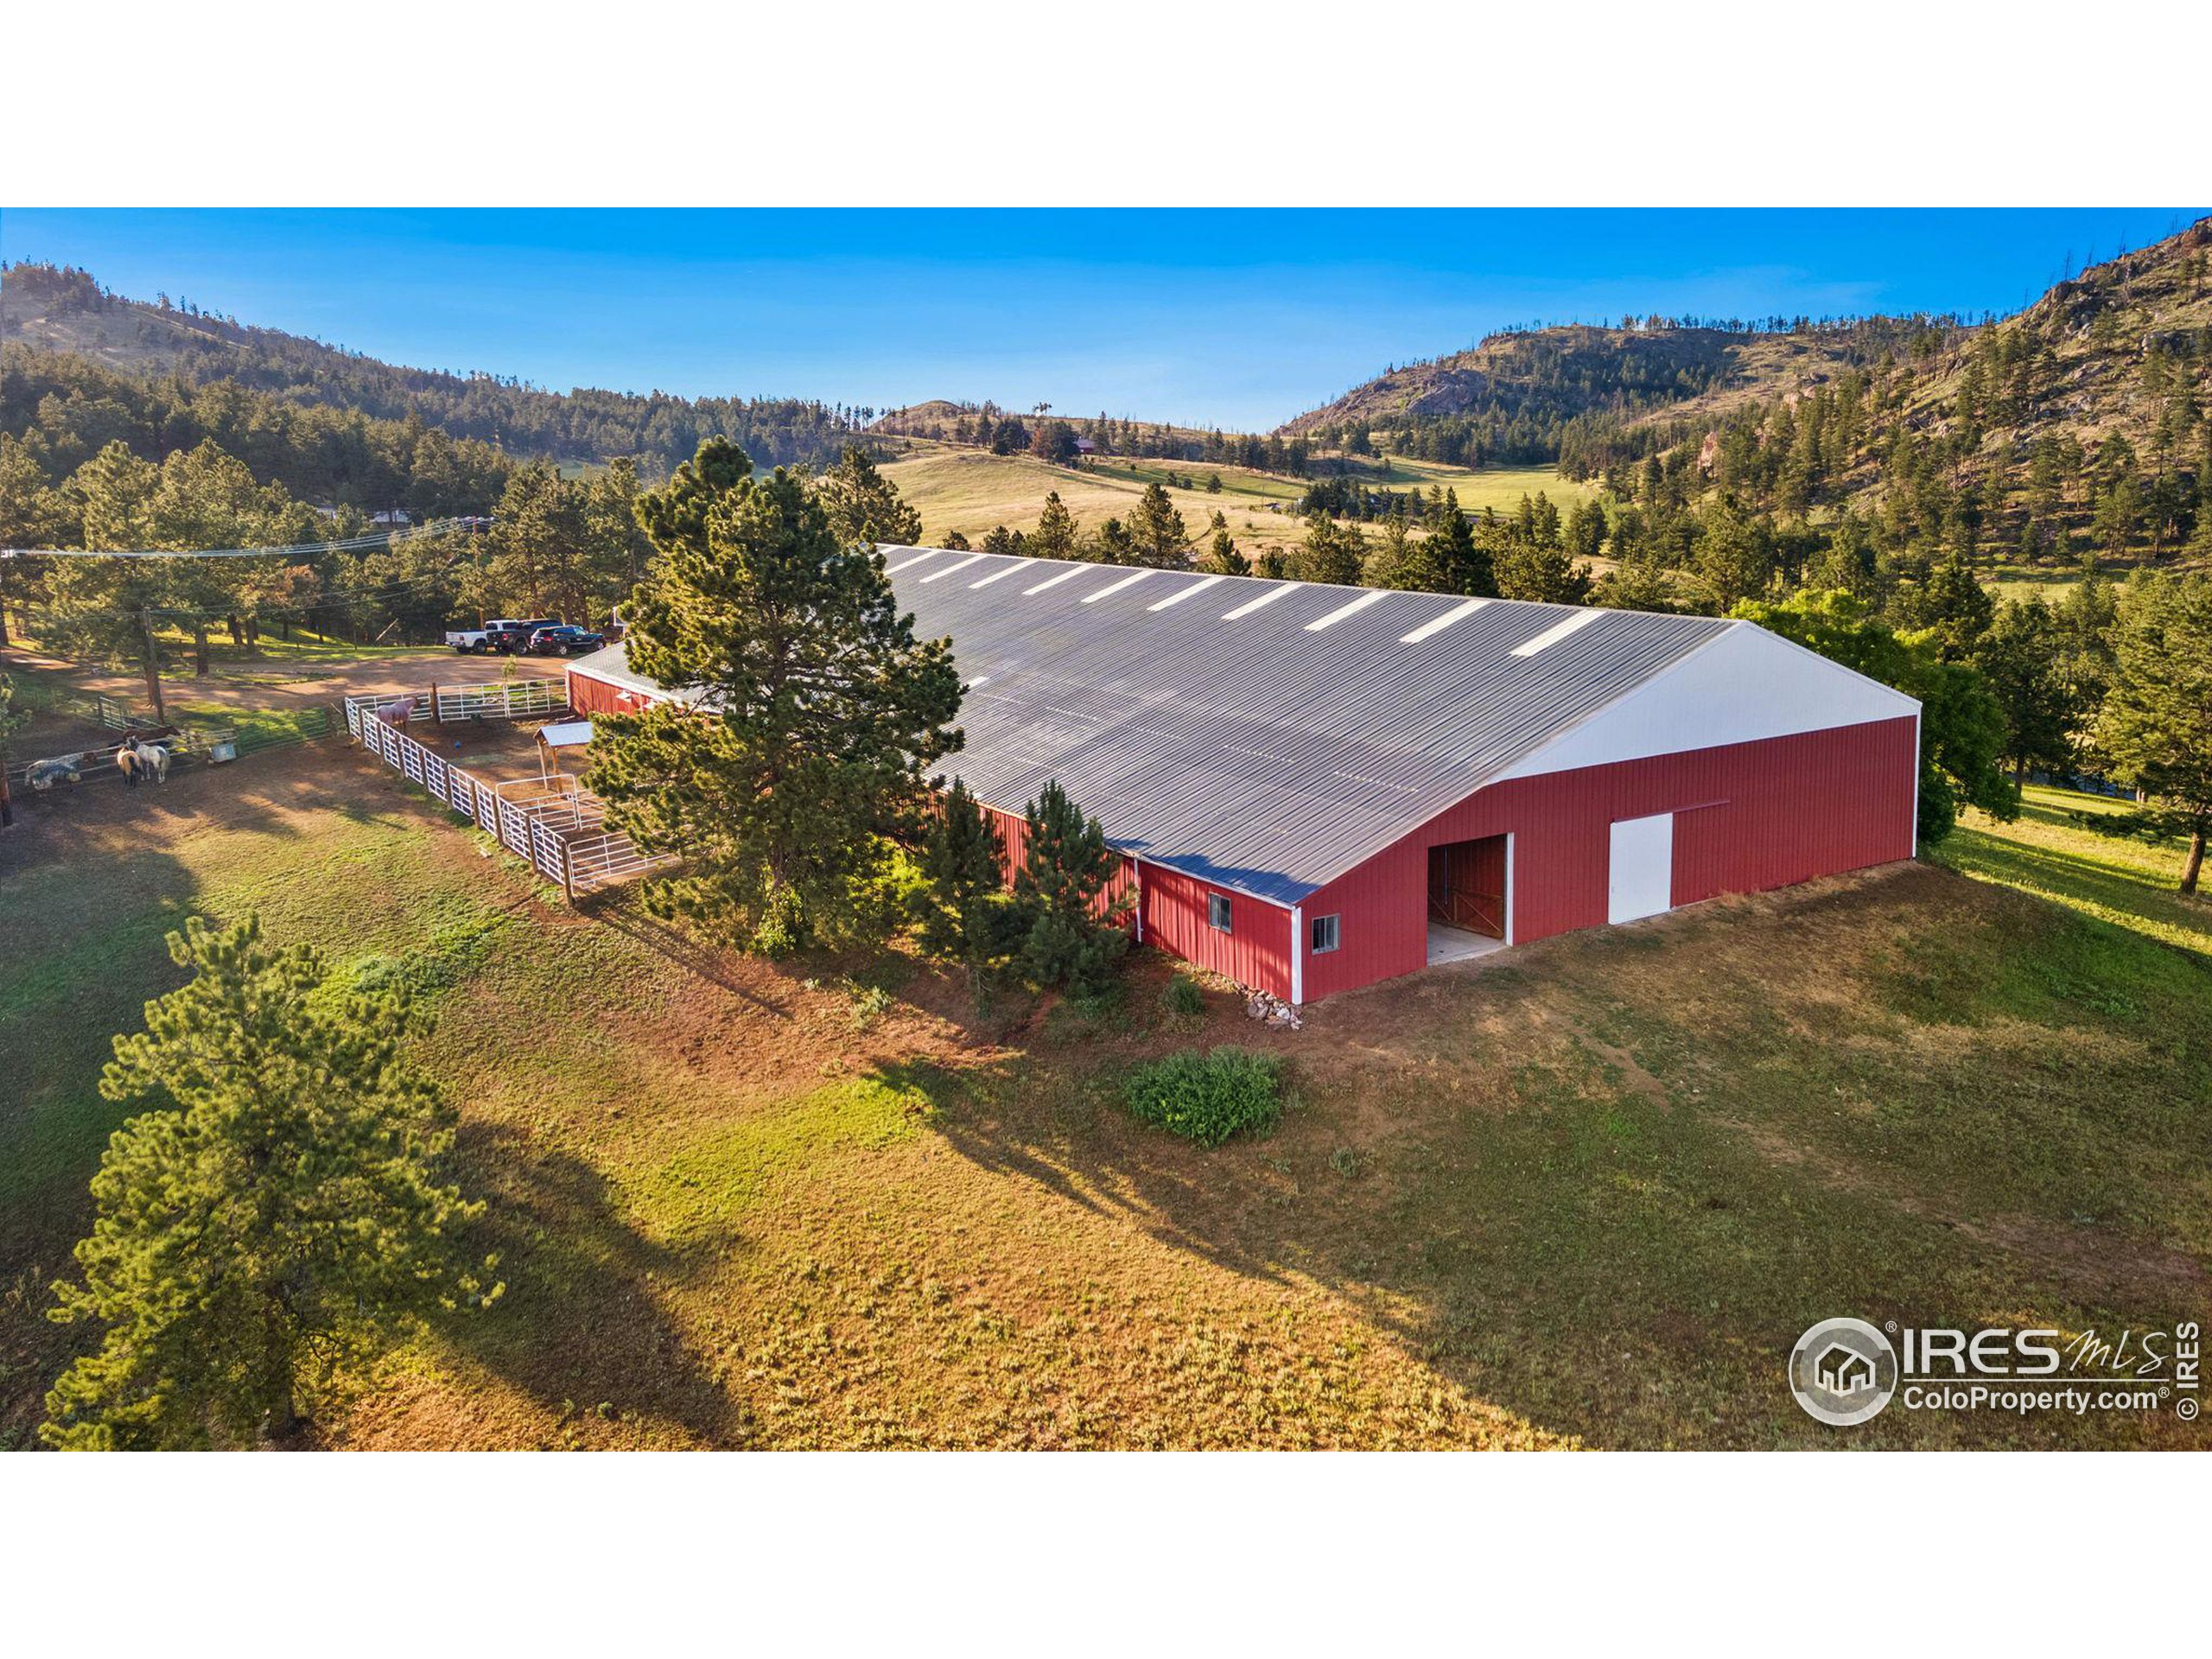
1282;316;1953;467
1;262;864;483
1282;219;2212;568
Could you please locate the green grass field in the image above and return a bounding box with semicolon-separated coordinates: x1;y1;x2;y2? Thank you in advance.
2;747;2204;1451
879;442;1591;550
1931;784;2208;958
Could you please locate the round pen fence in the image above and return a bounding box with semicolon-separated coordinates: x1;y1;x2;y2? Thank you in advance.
344;691;674;899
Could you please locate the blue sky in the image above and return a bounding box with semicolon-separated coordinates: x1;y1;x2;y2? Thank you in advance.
3;208;2201;431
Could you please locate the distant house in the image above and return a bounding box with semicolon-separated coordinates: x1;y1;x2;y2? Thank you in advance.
1072;437;1097;456
370;510;412;527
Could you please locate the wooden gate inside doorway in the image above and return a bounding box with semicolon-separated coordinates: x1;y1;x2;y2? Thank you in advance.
1427;835;1506;938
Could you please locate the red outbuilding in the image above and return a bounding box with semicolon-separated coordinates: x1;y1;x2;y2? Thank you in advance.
569;546;1919;1004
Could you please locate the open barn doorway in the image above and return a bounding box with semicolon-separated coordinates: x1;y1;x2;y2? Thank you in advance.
1427;834;1509;965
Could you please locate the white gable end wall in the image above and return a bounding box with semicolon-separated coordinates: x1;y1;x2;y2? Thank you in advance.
1491;621;1919;782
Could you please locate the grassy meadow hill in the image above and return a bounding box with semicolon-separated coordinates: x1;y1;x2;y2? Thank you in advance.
878;440;1592;550
3;643;2206;1452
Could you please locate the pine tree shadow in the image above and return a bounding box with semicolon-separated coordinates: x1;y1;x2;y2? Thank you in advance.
438;1121;748;1446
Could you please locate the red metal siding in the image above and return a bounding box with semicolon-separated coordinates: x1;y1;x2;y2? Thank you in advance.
566;665;648;719
1300;715;1918;1001
1139;861;1293;1001
978;804;1139;918
976;804;1291;998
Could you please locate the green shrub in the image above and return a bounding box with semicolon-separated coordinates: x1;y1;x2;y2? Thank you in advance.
1120;1047;1284;1147
753;881;808;957
1160;976;1205;1017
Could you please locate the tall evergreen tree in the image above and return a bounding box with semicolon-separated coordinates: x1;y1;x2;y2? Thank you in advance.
1014;780;1128;995
816;443;924;548
1293;512;1366;586
915;778;1014;976
1494;529;1592;606
2094;573;2212;892
1031;491;1080;560
0;671;27;827
1088;517;1135;564
41;916;499;1449
591;439;964;953
1975;597;2078;783
1424;490;1496;596
1199;510;1249;576
44;441;170;716
1903;548;1996;661
0;435;69;648
1364;508;1421;589
474;461;593;621
1127;481;1191;569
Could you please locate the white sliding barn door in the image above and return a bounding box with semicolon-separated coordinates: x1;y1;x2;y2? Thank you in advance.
1607;812;1675;924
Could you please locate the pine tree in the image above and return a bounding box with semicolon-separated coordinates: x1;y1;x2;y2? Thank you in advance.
1421;491;1496;596
816;443;924;548
1090;517;1135;564
2094;573;2212;892
1014;780;1128;995
41;916;499;1449
1032;491;1079;560
1975;597;2078;783
474;461;594;621
1293;512;1366;586
0;435;70;649
915;778;1015;975
1364;508;1421;589
1688;497;1775;611
1127;481;1191;569
1591;550;1677;613
1199;510;1248;576
1903;548;1995;662
1494;528;1592;606
592;439;964;953
45;442;170;717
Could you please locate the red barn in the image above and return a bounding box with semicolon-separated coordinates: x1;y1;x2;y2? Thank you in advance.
569;546;1919;1004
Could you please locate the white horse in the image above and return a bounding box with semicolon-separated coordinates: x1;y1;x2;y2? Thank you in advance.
118;743;170;787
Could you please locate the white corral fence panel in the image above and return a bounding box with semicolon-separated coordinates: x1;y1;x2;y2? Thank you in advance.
346;692;434;734
566;830;681;895
347;694;671;902
436;679;565;722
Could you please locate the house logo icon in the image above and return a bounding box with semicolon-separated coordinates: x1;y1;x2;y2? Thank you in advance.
1789;1318;1898;1426
1815;1344;1877;1395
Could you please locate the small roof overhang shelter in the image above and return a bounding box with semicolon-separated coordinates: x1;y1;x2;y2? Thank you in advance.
537;720;594;750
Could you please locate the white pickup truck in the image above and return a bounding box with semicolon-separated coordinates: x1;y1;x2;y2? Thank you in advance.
444;617;556;654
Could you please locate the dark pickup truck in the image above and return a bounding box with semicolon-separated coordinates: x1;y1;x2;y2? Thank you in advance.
524;625;607;657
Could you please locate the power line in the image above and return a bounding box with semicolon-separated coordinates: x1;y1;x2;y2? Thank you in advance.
22;563;479;629
1;517;487;561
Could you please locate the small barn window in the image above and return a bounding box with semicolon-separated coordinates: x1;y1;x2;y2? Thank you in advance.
1208;893;1233;932
1310;914;1340;954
